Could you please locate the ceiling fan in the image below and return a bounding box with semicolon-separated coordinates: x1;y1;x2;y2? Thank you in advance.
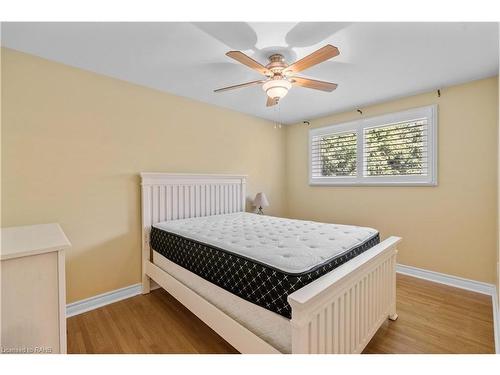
214;44;340;107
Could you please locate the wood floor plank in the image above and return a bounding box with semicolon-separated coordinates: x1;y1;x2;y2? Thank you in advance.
67;274;495;354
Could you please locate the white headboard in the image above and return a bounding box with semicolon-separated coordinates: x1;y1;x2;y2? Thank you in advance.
140;173;247;260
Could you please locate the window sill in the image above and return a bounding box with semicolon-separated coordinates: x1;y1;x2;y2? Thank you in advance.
309;181;438;187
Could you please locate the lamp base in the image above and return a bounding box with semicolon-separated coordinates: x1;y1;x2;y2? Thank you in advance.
257;207;264;215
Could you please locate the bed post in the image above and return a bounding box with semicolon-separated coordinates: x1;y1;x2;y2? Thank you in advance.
141;181;151;294
388;251;398;321
290;309;312;354
241;177;247;212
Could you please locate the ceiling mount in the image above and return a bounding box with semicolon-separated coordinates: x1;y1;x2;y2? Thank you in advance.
214;45;340;107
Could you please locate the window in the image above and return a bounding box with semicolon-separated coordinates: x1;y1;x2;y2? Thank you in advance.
309;105;437;186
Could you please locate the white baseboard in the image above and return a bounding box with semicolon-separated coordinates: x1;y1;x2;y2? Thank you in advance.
66;281;160;318
396;263;496;295
497;262;500;354
493;292;500;354
66;283;143;317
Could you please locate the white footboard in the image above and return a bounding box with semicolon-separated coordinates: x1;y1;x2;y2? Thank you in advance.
288;236;400;354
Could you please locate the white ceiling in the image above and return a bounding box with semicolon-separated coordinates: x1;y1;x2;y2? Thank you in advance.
1;22;498;124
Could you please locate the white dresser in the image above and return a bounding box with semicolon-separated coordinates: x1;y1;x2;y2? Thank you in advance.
1;223;71;354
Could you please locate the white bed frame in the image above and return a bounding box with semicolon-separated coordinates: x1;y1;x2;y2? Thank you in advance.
141;173;401;354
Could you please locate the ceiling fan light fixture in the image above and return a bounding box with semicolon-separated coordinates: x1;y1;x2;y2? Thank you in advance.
262;79;292;99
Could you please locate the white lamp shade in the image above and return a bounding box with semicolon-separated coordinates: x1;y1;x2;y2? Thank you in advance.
253;192;269;208
262;79;291;99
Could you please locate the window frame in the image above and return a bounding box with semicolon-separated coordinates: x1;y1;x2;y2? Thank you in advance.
309;105;438;186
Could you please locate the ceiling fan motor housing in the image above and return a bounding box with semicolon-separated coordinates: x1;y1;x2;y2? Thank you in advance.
266;54;288;74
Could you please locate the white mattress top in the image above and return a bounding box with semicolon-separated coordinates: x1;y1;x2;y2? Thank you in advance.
153;212;378;274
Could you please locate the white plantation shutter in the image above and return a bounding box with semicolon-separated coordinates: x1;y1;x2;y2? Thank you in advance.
309;105;437;186
311;131;357;178
363;119;428;177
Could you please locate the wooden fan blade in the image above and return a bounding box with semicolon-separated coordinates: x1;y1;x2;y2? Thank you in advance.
291;77;338;92
226;51;273;77
284;45;339;74
266;96;279;107
214;80;265;93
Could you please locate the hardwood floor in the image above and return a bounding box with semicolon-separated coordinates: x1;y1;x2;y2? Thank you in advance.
67;274;495;354
67;287;237;354
363;274;494;353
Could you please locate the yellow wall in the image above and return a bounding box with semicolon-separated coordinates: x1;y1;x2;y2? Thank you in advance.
1;48;287;302
285;77;498;283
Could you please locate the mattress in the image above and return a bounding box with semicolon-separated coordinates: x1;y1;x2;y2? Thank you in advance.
151;212;379;318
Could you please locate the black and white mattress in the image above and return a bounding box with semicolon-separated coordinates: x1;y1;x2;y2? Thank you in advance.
150;212;379;319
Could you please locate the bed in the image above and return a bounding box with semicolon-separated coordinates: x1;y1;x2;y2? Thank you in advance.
141;173;401;354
